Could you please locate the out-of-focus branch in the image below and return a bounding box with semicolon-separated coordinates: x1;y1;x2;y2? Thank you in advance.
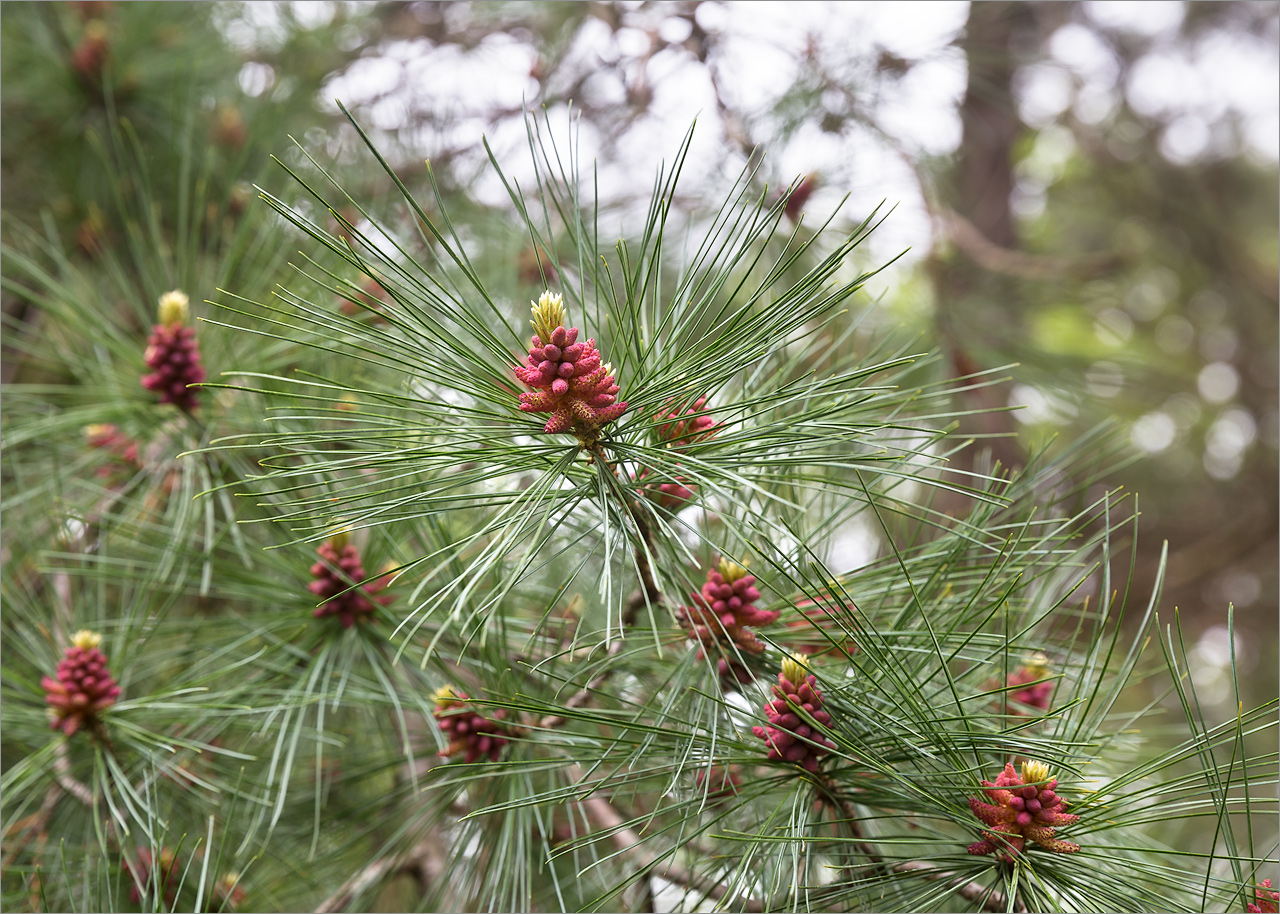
315;855;397;914
822;787;884;863
0;786;60;874
51;742;95;808
894;860;1026;913
314;834;450;914
1160;515;1279;590
3;742;96;874
573;774;765;913
935;208;1120;280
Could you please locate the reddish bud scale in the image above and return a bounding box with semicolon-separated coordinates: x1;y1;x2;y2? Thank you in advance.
142;323;206;412
702;568;772;628
782;175;818;222
308;540;392;628
716;656;756;685
434;691;512;763
514;324;627;436
1249;879;1279;913
751;667;836;774
634;467;697;511
657;477;696;506
123;848;179;906
42;640;121;737
967;762;1080;859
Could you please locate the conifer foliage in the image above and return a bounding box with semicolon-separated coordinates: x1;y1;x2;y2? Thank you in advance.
1;61;1275;914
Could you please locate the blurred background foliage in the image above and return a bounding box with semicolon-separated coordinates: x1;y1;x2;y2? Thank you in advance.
4;0;1274;711
1;1;1275;909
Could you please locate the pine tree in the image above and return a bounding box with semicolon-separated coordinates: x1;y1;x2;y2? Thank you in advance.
1;6;1275;913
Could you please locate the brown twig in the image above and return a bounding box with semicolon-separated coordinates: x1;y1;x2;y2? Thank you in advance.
2;742;96;876
823;787;884;865
572;771;764;913
50;742;95;808
314;834;453;914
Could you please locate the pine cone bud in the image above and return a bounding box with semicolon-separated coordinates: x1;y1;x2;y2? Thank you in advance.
84;424;141;478
656;477;697;508
751;653;836;773
634;467;696;511
212;872;247;911
514;291;627;440
967;761;1080;858
123;847;179;906
1248;879;1278;913
779;651;810;687
655;396;719;446
71;21;109;85
637;396;720;508
42;630;121;737
529;289;568;342
157;290;189;326
433;686;512;763
308;534;392;628
680;558;778;658
1005;652;1054;712
695;764;742;802
142;291;206;413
